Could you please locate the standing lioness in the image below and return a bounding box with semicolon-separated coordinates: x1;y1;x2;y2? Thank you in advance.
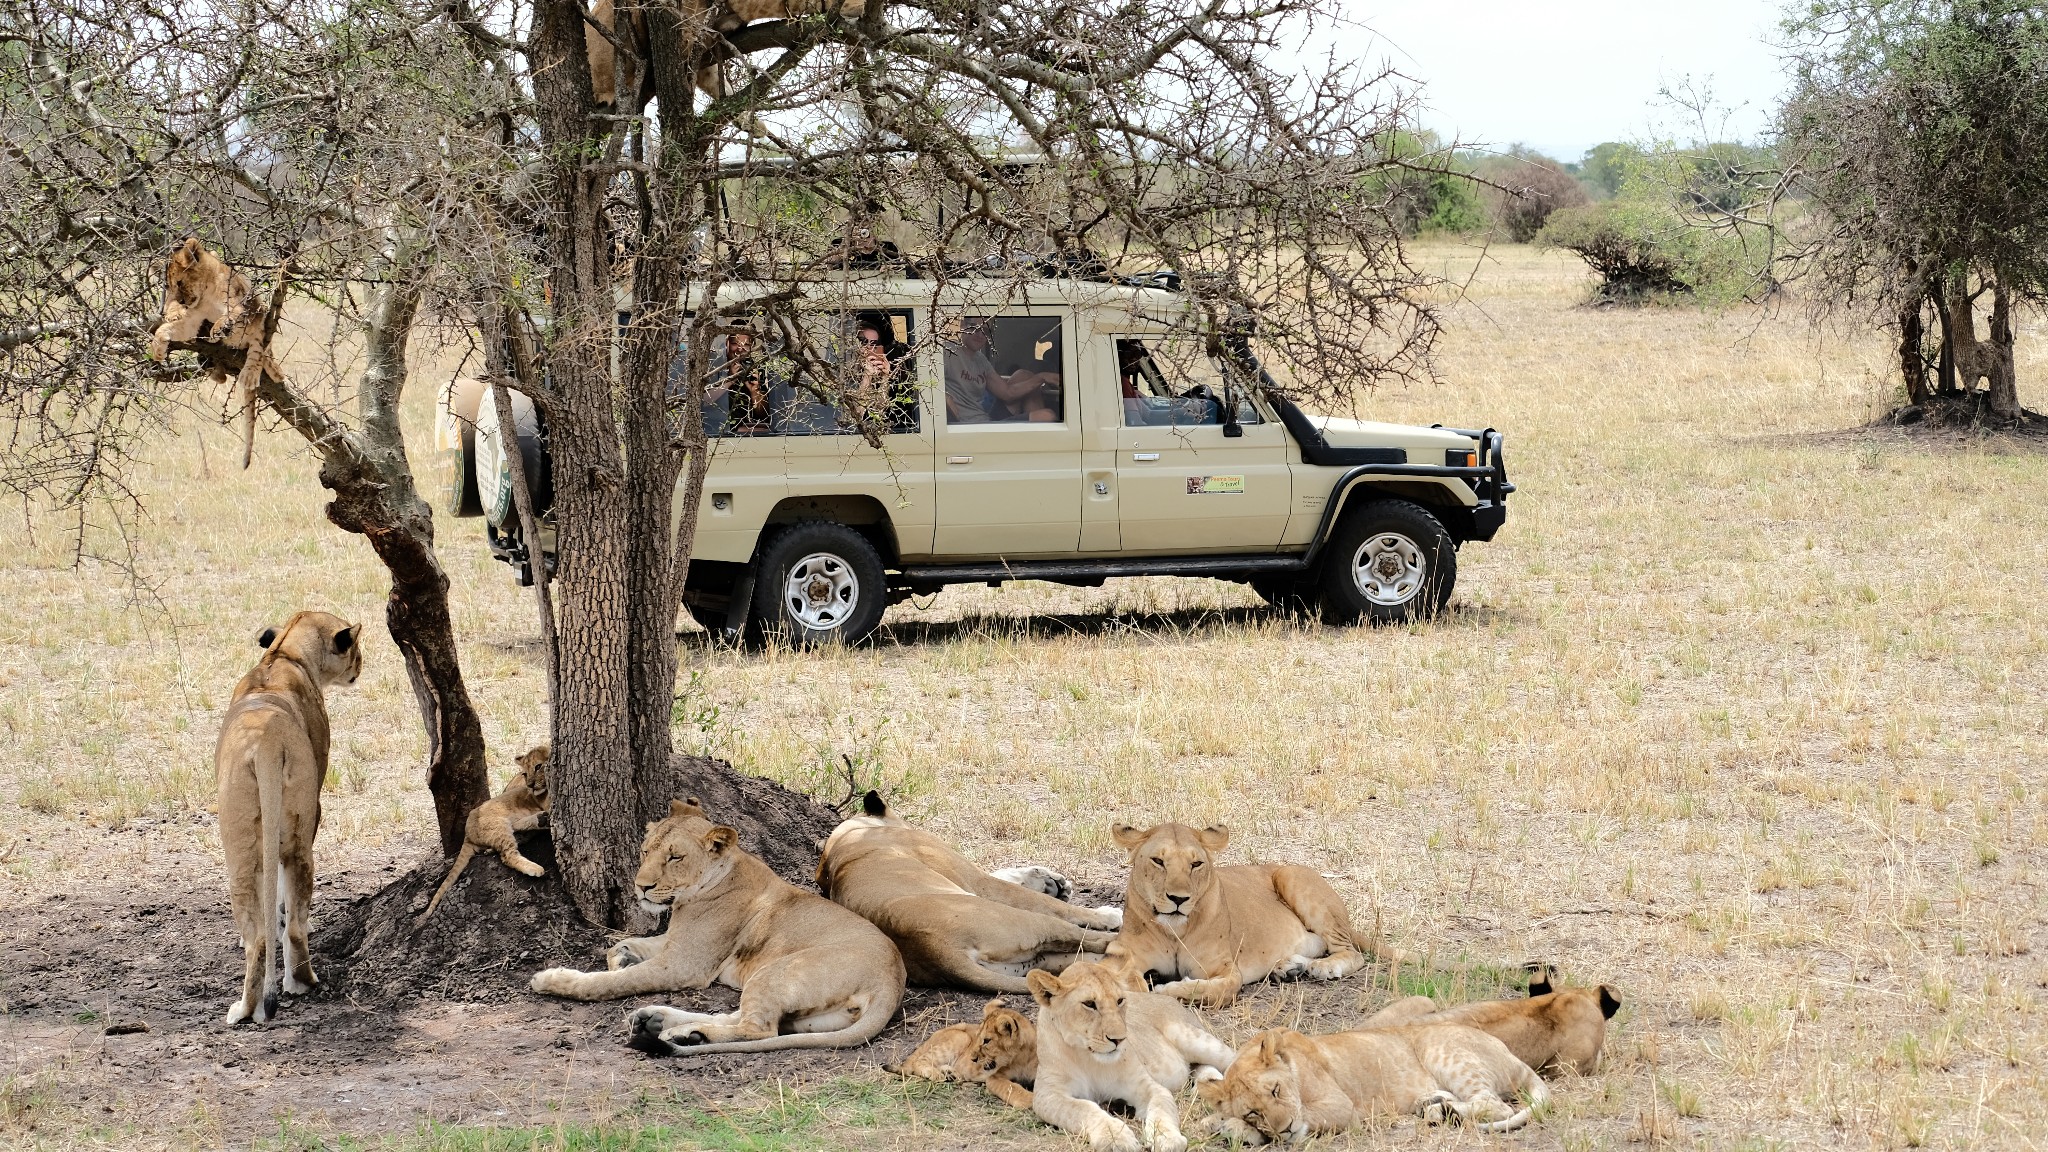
215;611;361;1025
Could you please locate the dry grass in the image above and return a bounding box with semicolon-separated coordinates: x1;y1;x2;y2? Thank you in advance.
3;242;2046;1149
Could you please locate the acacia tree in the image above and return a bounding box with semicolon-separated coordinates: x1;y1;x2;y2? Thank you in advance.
1778;0;2048;419
0;2;494;852
6;0;1449;928
442;0;1451;925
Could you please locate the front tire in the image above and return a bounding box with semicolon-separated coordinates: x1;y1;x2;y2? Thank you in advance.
1319;499;1456;624
751;521;888;646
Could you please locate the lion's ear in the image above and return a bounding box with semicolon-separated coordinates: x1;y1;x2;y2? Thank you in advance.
1598;985;1621;1019
862;790;887;817
1525;962;1554;997
256;626;279;649
982;997;1006;1018
332;625;355;655
1196;823;1230;852
1196;1077;1226;1105
1111;823;1150;850
704;825;737;855
1026;969;1060;1009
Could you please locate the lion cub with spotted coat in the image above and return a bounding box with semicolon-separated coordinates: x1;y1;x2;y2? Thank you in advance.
890;997;1038;1108
416;744;552;924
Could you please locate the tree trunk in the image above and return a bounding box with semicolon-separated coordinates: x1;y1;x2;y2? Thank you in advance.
528;0;647;928
1949;270;1987;394
1899;295;1929;405
1985;278;2020;419
318;273;492;856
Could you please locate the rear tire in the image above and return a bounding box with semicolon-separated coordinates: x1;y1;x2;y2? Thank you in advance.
1319;499;1456;625
750;521;888;647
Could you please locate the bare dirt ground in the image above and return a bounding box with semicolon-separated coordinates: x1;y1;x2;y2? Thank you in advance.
4;243;2046;1150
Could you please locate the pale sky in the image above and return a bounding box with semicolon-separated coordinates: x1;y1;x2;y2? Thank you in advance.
1336;0;1791;161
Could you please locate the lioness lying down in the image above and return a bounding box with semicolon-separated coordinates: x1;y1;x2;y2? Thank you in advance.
1196;1023;1551;1142
1400;966;1622;1075
1028;960;1236;1152
529;799;905;1055
888;997;1038;1109
818;791;1122;992
1104;821;1390;1007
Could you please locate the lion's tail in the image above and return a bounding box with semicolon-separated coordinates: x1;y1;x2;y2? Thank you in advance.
254;741;288;1023
670;981;904;1056
416;843;478;927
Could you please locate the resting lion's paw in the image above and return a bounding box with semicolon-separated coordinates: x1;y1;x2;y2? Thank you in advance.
1092;905;1125;928
1088;1120;1141;1152
530;967;579;996
992;864;1072;901
607;941;647;971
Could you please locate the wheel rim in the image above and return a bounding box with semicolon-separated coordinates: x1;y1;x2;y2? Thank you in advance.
783;552;859;631
1350;532;1426;606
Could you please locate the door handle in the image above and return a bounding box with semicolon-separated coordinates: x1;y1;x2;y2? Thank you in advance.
946;455;974;464
1131;452;1160;462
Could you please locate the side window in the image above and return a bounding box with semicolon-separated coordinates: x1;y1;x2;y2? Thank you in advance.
940;315;1065;426
700;310;919;437
1115;337;1263;428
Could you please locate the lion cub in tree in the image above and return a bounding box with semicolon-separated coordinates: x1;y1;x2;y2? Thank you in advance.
1104;821;1392;1008
889;998;1038;1109
416;744;552;924
1028;960;1237;1152
215;611;361;1025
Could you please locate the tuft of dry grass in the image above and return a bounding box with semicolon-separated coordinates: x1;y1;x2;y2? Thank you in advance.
3;242;2046;1148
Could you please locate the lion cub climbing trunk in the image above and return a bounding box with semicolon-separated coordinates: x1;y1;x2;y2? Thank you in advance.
214;612;361;1025
416;744;552;925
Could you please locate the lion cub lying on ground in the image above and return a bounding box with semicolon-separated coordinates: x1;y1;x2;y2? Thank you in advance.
818;791;1122;992
889;998;1038;1108
1104;821;1392;1007
530;799;904;1055
417;744;552;924
1028;960;1237;1152
215;611;361;1025
1196;1021;1551;1142
1396;965;1621;1074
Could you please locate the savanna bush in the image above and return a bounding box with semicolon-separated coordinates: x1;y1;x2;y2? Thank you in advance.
1487;156;1590;242
1540;198;1769;304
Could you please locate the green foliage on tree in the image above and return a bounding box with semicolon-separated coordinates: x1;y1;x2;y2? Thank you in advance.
1779;0;2048;418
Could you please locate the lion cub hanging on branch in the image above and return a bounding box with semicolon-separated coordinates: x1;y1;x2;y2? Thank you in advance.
416;744;553;925
147;237;286;469
215;611;361;1025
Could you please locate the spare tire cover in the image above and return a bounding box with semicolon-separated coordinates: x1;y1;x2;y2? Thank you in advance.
474;385;551;528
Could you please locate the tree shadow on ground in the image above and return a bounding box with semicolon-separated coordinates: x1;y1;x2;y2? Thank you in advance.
670;600;1522;655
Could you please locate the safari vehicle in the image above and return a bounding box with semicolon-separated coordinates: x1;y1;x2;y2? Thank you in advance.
436;275;1511;645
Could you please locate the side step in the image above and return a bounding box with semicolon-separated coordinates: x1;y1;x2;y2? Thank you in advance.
897;554;1309;591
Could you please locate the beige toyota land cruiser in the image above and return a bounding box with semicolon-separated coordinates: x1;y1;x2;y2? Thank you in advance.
437;274;1510;645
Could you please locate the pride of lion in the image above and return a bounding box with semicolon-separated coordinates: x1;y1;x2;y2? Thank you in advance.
209;615;1621;1144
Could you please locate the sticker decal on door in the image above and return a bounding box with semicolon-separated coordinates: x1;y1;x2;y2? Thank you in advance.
1185;475;1245;494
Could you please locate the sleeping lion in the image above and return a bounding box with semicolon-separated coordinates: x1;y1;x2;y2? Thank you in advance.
817;791;1121;992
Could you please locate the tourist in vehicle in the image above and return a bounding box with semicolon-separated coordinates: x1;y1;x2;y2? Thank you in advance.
850;313;918;432
943;318;1059;423
705;326;778;435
